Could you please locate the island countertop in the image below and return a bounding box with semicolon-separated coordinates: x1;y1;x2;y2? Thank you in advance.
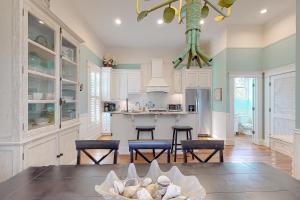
111;112;198;154
110;111;197;115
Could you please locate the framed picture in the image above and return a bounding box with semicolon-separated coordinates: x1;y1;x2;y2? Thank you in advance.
214;88;222;101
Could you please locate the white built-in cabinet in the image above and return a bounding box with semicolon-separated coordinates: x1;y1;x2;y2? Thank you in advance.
0;0;83;182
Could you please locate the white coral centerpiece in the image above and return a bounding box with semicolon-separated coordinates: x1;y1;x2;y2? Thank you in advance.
95;160;206;200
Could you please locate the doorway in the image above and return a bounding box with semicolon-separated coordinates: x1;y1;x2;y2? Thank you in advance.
229;74;262;145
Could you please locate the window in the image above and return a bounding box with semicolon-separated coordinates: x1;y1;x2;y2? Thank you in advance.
88;61;101;125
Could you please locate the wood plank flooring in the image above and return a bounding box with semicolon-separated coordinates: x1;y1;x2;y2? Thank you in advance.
80;134;292;176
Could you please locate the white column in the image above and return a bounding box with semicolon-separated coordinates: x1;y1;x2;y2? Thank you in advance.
293;130;300;179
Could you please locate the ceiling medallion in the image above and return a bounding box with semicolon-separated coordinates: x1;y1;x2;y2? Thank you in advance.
136;0;237;68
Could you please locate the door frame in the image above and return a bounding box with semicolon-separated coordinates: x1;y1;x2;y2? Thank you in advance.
229;72;263;145
264;64;296;147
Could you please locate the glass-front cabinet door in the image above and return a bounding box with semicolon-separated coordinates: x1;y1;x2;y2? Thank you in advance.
60;34;79;124
26;11;59;131
24;4;80;133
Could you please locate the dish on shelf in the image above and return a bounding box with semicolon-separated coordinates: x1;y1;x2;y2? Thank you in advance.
34;35;49;49
33;92;44;100
62;46;74;61
46;93;54;100
63;96;74;101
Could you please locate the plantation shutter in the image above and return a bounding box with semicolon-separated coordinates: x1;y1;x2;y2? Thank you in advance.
88;62;101;125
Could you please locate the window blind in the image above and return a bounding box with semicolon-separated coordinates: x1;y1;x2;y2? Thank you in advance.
88;62;101;125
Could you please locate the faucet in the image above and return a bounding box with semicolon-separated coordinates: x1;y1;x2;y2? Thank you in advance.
135;102;141;110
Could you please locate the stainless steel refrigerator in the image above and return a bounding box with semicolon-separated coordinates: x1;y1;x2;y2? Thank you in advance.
185;89;212;136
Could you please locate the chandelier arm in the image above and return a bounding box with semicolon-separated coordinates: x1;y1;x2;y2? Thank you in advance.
202;0;229;17
136;0;140;14
191;30;197;60
147;0;179;13
196;47;212;66
187;51;193;69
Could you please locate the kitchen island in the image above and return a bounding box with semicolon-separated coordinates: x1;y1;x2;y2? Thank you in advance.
111;112;198;154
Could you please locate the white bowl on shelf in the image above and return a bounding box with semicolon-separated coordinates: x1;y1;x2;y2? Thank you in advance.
33;92;43;100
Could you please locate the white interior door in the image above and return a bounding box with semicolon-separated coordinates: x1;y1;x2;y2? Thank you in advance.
270;72;296;137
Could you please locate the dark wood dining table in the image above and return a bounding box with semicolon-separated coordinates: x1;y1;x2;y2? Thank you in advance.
0;162;300;200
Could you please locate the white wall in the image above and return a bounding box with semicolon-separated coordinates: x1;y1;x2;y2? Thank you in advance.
227;24;264;48
263;9;296;47
50;0;105;57
210;29;227;56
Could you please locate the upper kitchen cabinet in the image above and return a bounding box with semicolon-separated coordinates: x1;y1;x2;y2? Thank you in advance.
101;68;112;101
127;70;141;94
111;70;128;101
173;70;183;93
108;69;141;101
183;68;212;89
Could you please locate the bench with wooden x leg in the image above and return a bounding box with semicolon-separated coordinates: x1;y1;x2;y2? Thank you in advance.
75;140;120;165
128;140;172;163
181;140;224;163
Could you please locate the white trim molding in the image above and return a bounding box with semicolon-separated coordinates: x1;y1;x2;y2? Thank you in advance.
293;129;300;180
264;64;296;77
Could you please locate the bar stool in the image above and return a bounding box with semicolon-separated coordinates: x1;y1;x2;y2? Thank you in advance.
171;126;193;162
135;126;156;159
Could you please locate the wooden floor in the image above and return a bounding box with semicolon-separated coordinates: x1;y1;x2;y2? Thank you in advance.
80;134;292;175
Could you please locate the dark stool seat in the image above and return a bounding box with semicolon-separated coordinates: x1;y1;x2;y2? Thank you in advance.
135;126;156;160
181;140;224;163
129;140;172;163
172;126;193;162
136;126;156;131
172;126;193;130
75;140;120;165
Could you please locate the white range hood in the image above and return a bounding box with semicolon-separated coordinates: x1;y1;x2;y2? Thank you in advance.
146;59;169;93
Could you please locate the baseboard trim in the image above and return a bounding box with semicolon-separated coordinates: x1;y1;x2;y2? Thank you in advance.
295;129;300;135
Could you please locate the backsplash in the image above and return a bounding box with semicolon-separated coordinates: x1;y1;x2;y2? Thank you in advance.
116;93;183;111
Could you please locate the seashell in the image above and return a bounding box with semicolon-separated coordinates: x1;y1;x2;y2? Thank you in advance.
109;187;117;195
172;196;189;200
162;184;181;200
113;180;124;194
125;178;139;187
158;186;167;196
142;177;152;187
157;176;171;187
136;188;153;200
123;185;139;198
146;184;158;198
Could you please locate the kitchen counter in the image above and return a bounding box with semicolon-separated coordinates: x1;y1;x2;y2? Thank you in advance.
111;112;198;154
111;111;197;115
